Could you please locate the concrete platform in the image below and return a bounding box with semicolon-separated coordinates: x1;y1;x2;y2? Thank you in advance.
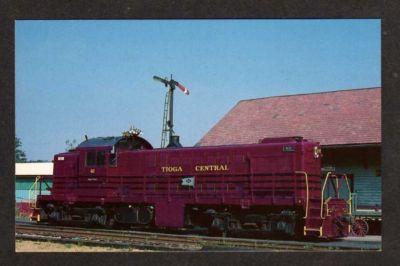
318;235;382;250
340;236;381;242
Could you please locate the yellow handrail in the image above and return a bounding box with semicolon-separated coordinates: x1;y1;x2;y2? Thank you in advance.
295;171;309;219
320;172;331;219
324;197;332;217
28;176;41;208
320;172;353;218
343;174;352;215
336;176;339;198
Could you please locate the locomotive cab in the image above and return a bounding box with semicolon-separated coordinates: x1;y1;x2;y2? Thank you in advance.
75;136;153;175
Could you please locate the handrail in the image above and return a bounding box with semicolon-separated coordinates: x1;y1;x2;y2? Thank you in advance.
323;197;332;217
320;172;331;219
320;172;353;218
336;176;339;198
343;174;352;215
350;192;358;215
28;175;41;208
295;171;309;219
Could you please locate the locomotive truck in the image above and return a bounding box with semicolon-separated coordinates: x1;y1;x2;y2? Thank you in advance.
31;133;355;238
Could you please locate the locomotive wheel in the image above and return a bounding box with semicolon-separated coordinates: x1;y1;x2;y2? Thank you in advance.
228;219;242;231
210;217;224;230
209;217;226;236
351;218;369;237
103;214;116;229
138;206;153;225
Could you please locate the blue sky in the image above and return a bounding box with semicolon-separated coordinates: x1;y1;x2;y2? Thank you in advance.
15;19;381;160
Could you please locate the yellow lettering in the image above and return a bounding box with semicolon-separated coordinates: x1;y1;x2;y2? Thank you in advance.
194;164;229;172
161;166;183;173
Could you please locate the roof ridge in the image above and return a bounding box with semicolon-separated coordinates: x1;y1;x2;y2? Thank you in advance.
238;86;381;103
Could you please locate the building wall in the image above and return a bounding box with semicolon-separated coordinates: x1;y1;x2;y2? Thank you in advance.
322;146;381;210
15;177;52;202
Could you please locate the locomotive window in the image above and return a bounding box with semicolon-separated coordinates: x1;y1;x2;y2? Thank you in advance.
97;151;105;166
86;151;96;166
109;153;117;166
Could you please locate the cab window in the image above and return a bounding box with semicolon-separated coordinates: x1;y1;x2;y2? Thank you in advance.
86;151;96;166
109;153;117;166
86;150;105;166
97;151;105;166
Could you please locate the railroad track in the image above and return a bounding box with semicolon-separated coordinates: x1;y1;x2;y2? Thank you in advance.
15;222;380;251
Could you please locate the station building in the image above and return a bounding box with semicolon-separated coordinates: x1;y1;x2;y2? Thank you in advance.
198;87;381;224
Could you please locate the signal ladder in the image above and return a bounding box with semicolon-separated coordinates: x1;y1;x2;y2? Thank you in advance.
161;90;171;148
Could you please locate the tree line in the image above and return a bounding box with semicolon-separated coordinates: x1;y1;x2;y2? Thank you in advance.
16;136;78;163
15;136;27;163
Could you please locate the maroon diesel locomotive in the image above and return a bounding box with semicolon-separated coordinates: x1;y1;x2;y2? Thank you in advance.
31;134;353;238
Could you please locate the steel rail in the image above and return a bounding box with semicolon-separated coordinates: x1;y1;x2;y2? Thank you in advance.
15;223;380;251
16;225;200;250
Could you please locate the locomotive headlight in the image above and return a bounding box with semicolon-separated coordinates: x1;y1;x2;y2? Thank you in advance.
313;146;322;158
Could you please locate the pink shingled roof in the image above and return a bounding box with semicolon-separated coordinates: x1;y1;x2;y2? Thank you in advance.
198;87;381;146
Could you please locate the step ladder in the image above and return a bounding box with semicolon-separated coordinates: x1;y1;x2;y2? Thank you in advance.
303;197;323;237
296;171;323;237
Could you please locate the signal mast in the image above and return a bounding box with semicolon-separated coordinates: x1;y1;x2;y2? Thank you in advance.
153;75;190;148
